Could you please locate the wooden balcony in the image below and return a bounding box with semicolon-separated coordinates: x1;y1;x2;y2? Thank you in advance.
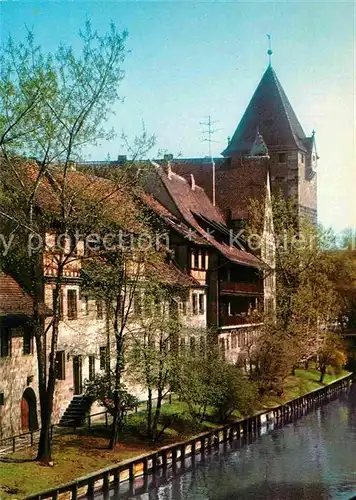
220;311;263;328
220;280;263;296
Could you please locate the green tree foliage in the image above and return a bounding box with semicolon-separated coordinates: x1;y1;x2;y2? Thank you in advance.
85;373;138;431
317;331;347;383
247;195;355;392
0;21;155;463
177;340;257;423
126;282;185;443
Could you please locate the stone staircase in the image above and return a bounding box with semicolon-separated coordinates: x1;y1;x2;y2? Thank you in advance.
58;395;92;427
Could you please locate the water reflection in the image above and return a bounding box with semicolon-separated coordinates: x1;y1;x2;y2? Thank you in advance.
117;385;356;500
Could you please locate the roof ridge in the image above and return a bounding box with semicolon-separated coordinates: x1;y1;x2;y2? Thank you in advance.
270;67;306;145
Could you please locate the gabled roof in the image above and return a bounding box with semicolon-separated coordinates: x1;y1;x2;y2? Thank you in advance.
147;260;200;288
222;66;309;155
1;158;144;234
140;192;208;246
148;164;264;269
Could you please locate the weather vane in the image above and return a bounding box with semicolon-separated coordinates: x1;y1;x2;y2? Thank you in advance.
267;34;273;66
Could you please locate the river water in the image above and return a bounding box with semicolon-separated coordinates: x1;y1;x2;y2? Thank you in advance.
118;384;356;500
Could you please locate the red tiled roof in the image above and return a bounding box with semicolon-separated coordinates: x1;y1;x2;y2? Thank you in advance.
0;272;49;316
140;192;209;246
147;261;200;288
156;167;263;269
2;158;143;233
170;157;268;221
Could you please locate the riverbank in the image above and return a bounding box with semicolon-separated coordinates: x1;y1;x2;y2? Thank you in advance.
0;368;351;499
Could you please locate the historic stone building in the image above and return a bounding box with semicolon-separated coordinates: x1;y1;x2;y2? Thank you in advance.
172;63;318;225
222;63;318;224
140;162;268;364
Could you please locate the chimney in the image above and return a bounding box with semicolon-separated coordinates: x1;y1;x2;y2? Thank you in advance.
164;153;173;161
190;174;196;191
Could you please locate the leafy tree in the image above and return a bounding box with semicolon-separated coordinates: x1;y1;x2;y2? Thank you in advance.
85;373;138;430
126;282;185;443
247;324;296;396
82;247;149;449
0;22;155;463
327;249;356;329
177;339;257;423
317;331;347;383
247;194;346;374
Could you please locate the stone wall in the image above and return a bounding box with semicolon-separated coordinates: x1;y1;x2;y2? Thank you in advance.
0;330;39;439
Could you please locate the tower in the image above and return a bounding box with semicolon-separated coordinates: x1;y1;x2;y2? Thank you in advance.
222;64;318;224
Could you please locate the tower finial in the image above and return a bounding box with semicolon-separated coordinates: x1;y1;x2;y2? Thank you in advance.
266;34;273;66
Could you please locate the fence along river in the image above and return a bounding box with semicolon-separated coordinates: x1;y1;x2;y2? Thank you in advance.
25;375;354;500
121;381;356;500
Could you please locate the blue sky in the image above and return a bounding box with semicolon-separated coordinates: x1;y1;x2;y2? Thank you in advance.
1;1;355;232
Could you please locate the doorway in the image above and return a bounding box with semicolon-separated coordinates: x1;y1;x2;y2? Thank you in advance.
21;388;38;432
73;355;83;395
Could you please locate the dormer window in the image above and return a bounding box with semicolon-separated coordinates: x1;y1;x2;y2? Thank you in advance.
191;249;209;270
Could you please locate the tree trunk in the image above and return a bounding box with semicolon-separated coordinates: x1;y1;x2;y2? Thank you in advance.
109;398;120;450
147;388;152;439
109;315;124;450
36;290;60;463
37;399;52;462
152;387;163;443
319;366;326;383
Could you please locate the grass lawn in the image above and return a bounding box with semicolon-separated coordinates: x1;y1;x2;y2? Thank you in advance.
0;367;351;499
0;434;154;499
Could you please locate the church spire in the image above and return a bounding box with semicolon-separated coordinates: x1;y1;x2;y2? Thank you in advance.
267;34;273;67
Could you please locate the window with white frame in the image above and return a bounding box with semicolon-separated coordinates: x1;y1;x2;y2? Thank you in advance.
198;294;205;314
192;293;198;315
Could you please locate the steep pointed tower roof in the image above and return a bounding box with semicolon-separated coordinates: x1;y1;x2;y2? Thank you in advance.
222;66;307;156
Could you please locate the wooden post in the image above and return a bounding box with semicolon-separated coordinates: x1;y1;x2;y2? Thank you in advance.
172;448;177;472
129;463;135;483
243;420;248;435
223;428;228;442
12;437;15;452
105;412;108;427
229;426;234;440
191;440;196;457
162;451;168;471
181;444;186;461
71;484;78;500
143;459;149;489
207;433;212;450
143;457;148;475
86;479;95;498
152;453;157;474
200;437;205;455
113;469;120;496
88;414;91;431
103;472;110;500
